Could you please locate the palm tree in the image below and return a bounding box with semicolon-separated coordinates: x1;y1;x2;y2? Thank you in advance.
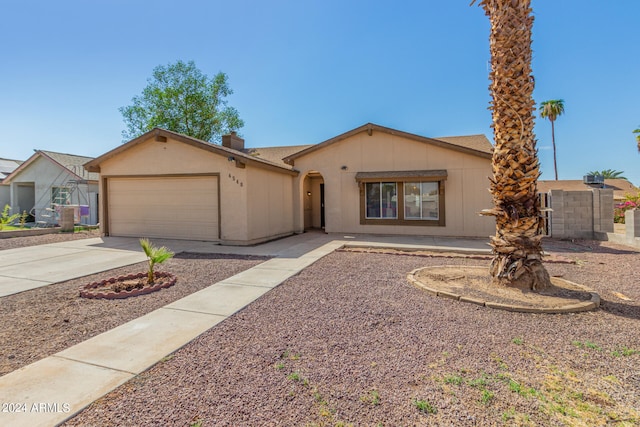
474;0;551;291
634;127;640;152
539;99;565;180
139;238;174;284
586;169;626;180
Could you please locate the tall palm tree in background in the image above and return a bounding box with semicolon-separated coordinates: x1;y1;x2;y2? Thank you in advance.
540;99;565;180
474;0;551;291
634;127;640;152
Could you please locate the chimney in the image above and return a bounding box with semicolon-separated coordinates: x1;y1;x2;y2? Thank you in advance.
222;131;244;151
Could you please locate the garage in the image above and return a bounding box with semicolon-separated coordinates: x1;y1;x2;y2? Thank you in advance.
106;175;219;241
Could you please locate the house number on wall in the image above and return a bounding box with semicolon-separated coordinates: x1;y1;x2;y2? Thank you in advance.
228;173;243;187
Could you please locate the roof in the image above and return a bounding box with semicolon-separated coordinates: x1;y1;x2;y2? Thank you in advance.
538;179;639;200
434;134;494;155
39;151;99;181
0;158;22;181
283;123;493;164
84;128;299;176
243;145;313;167
2;150;98;184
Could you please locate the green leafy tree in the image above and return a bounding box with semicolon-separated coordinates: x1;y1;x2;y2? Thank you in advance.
634;127;640;152
120;60;244;143
139;238;174;284
539;99;565;180
586;169;627;180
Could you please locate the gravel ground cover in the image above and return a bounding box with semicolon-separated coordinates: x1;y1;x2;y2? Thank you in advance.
0;253;268;376
61;239;639;426
0;229;101;250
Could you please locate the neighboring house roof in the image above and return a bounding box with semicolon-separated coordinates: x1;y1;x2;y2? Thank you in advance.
39;151;99;181
244;145;313;167
538;179;639;201
0;158;23;182
283;123;493;164
84;128;299;176
2;150;98;184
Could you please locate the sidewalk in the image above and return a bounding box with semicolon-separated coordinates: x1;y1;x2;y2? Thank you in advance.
0;232;490;427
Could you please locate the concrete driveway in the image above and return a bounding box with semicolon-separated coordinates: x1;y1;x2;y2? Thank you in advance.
0;237;158;297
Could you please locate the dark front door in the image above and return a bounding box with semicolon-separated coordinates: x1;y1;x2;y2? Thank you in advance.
320;183;325;229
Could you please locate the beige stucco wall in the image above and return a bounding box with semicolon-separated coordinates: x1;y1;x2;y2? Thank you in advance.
97;135;295;244
291;131;495;237
245;167;294;242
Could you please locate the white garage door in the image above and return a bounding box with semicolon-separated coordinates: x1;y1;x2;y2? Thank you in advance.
108;176;219;241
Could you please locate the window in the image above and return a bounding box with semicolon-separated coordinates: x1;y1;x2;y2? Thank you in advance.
404;182;439;220
51;187;71;205
365;182;397;219
356;170;446;226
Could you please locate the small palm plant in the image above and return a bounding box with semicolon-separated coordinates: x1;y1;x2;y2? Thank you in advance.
139;238;174;284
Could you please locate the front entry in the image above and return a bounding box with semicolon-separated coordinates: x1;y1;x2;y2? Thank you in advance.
303;172;325;230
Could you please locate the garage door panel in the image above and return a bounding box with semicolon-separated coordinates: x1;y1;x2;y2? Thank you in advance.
108;176;219;241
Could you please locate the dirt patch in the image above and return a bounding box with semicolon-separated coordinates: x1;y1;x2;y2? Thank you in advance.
410;265;597;312
80;272;177;299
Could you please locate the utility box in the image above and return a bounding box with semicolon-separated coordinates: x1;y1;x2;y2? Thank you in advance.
60;207;75;232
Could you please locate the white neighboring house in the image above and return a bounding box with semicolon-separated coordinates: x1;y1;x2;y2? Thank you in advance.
0;158;23;209
3;150;99;226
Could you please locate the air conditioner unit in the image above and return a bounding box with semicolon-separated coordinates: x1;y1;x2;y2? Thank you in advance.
583;175;604;184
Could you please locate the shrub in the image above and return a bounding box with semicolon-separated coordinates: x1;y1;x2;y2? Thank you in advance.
614;192;639;224
0;205;20;231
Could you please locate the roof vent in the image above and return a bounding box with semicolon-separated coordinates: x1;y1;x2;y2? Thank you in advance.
584;174;604;184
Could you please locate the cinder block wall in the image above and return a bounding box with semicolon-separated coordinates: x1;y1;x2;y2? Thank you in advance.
595;189;614;234
548;189;613;239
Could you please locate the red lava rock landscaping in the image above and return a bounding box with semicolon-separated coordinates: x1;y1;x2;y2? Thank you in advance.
80;272;177;299
62;240;640;427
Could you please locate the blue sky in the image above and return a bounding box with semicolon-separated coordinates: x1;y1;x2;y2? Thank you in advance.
2;1;639;185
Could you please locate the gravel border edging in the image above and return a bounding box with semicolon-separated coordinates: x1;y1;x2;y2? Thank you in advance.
407;265;600;314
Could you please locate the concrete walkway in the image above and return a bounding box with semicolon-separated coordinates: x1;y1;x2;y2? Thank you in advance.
0;232;490;427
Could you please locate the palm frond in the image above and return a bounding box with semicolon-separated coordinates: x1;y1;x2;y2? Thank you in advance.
139;238;153;257
139;238;174;284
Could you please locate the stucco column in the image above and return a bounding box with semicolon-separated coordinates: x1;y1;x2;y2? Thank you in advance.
626;209;640;239
292;175;304;234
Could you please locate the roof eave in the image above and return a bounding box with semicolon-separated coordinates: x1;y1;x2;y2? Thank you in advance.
1;151;41;184
84;128;299;177
282;123;493;163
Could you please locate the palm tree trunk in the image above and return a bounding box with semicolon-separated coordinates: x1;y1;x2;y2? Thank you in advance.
551;120;558;180
476;0;551;291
